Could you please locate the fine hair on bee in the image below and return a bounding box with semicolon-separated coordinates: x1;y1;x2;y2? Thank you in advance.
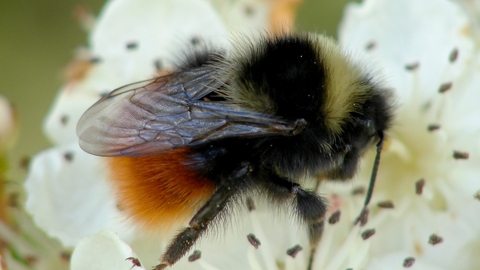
77;32;393;269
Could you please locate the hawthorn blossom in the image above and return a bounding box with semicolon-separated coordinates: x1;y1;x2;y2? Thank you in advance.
25;0;306;269
333;0;480;269
24;0;480;269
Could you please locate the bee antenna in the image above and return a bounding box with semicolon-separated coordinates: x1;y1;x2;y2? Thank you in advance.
364;131;384;208
355;131;384;226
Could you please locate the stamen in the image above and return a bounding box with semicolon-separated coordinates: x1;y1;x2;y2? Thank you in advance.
415;179;425;195
244;5;255;16
154;59;163;71
449;48;459;63
286;245;302;258
190;37;200;46
474;190;480;200
361;229;375;240
63;152;74;162
246;197;255;211
405;62;420;71
377;200;394;208
247;234;261;249
438;82;453;93
427;124;441;132
115;202;124;211
248;210;276;270
365;41;376;51
403;257;415;267
60;115;69;125
188;250;201;262
428;234;443;245
126;42;138;50
328;210;341;224
90;57;102;63
351;186;365;195
453;151;469;160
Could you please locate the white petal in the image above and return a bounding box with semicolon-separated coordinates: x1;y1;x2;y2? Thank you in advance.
339;0;474;105
43;57;142;145
122;200;311;270
368;252;440;270
90;0;228;82
208;0;271;37
441;53;480;136
71;230;145;270
44;0;230;145
24;143;133;247
43;83;100;145
368;198;479;269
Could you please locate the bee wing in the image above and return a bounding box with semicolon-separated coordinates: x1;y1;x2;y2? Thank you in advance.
77;67;300;156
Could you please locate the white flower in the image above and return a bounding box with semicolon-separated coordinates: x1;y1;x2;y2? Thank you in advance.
25;0;305;269
0;96;69;270
71;230;144;270
28;0;231;247
24;0;480;269
330;0;480;269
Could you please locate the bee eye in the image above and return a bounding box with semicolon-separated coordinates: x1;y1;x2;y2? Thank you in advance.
354;119;375;137
364;120;372;128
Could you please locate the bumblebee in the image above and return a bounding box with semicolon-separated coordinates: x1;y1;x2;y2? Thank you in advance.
77;33;393;269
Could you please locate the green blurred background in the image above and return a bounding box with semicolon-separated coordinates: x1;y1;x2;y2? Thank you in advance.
0;0;353;182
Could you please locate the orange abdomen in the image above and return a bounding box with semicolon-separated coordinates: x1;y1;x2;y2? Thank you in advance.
106;148;216;232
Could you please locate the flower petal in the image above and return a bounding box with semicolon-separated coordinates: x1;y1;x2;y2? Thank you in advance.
44;0;230;145
209;0;270;36
25;143;132;247
71;230;145;270
90;0;228;81
339;0;474;104
43;82;101;145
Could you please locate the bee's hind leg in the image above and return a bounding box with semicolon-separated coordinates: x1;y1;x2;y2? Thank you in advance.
154;162;251;270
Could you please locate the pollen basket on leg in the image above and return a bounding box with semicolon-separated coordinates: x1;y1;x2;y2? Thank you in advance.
106;148;216;232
